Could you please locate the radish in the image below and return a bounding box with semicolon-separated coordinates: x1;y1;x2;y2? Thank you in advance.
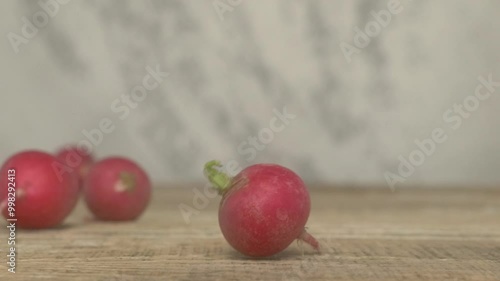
84;157;151;221
0;150;79;229
204;160;319;257
55;145;94;189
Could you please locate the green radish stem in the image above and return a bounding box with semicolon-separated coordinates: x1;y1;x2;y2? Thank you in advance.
204;160;232;194
114;172;136;192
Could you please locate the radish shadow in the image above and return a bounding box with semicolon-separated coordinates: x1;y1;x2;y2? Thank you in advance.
226;247;320;261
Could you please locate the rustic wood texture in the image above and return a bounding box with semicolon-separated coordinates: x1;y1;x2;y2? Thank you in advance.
1;186;499;281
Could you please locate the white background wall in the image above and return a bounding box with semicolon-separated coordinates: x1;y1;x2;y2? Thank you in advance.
0;0;499;187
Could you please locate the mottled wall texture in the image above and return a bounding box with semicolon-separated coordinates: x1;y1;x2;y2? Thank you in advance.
1;0;499;187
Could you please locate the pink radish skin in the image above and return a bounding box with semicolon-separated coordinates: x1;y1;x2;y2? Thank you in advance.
0;150;79;229
205;161;319;258
55;146;94;189
84;157;151;221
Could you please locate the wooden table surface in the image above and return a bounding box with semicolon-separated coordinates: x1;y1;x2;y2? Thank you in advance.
1;186;499;281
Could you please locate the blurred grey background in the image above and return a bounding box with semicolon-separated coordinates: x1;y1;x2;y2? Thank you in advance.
0;0;499;187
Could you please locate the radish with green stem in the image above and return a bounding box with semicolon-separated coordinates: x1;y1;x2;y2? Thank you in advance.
204;160;319;257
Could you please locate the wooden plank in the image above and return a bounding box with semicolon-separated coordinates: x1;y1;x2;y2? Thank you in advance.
1;186;499;280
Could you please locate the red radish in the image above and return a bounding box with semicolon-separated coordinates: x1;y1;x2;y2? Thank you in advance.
55;146;94;188
204;160;319;257
0;150;79;229
84;157;151;221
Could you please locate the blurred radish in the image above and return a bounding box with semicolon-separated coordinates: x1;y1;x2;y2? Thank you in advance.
204;160;319;257
84;157;151;221
0;150;79;229
55;146;94;188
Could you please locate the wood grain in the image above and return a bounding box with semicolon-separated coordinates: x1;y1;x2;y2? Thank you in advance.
1;186;499;281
